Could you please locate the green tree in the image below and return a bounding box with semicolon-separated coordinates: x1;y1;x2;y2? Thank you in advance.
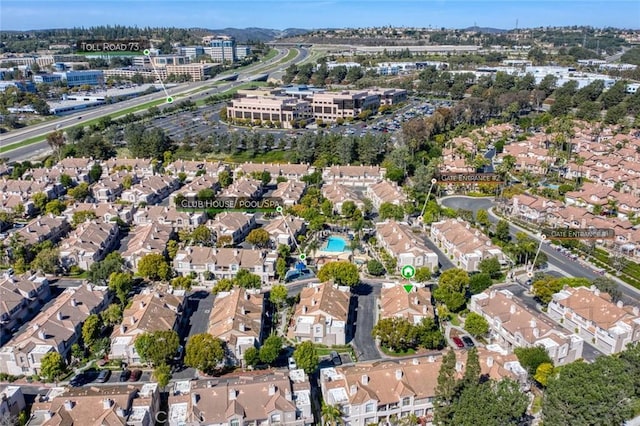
40;352;66;382
534;362;555;387
89;164;103;182
190;225;212;246
495;220;511;243
134;330;180;366
236;268;262;289
72;210;97;226
171;276;192;290
101;304;123;326
269;284;288;308
532;276;563;305
514;346;553;376
434;350;457;424
469;272;493;295
415;317;445;350
379;202;405;220
244;346;260;368
137;253;171;281
246;228;270;248
478;257;501;279
31;247;60;274
276;257;287;280
108;272;134;305
184;333;225;374
475;209;490;228
462;347;481;387
67;182;90;201
293;341;320;374
88;252;124;285
463;312;489;337
452;379;528;425
414;267;432;283
434;268;469;312
321;402;344;426
153;363;171;388
32;192;48;212
317;261;359;287
218;170;233;188
81;314;102;350
366;259;385;276
372;317;417;352
592;277;622;302
44;199;66;215
259;335;283;365
166;240;180;260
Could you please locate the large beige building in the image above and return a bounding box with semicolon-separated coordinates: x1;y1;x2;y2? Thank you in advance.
379;283;434;325
470;289;583;365
376;220;439;272
548;285;640;354
226;96;313;127
310;90;381;121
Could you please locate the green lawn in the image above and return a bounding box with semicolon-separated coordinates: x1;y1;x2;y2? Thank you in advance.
228;149;288;163
380;346;417;357
263;48;278;61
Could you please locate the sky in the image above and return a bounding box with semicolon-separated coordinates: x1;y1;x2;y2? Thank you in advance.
1;0;638;31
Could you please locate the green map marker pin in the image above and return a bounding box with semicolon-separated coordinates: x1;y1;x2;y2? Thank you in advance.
401;265;415;279
403;284;414;293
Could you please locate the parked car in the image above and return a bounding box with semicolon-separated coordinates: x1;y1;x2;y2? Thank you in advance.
330;351;342;366
288;357;297;370
95;369;111;383
461;336;475;348
119;370;131;382
452;336;465;349
129;369;142;382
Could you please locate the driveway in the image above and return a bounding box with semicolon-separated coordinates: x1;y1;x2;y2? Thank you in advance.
351;281;382;361
183;291;215;338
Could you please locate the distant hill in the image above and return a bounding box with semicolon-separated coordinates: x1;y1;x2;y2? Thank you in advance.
463;26;509;34
203;27;310;42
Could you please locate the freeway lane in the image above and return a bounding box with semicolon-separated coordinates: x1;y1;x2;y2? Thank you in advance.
439;196;640;305
1;48;307;161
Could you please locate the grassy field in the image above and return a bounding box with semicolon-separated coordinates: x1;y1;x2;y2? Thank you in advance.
263;48;278;61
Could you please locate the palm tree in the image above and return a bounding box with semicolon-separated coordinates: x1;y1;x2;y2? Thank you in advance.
321;403;344;426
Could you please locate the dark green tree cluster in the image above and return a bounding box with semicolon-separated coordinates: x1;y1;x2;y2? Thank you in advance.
211;268;263;293
372;317;445;353
434;349;528;425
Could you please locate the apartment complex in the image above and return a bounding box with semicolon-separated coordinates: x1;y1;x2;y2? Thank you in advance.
173;247;277;284
470;289;583;365
58;220;120;270
167;371;313;426
0;284;109;376
207;212;256;245
290;282;351;346
209;289;265;364
109;290;185;365
376;221;439;272
0;274;51;345
379;283;434;325
121;223;173;271
28;384;159;426
366;180;407;209
430;218;506;272
320;351;527;426
548;286;640;354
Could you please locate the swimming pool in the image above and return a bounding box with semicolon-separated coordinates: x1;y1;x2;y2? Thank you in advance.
323;236;349;252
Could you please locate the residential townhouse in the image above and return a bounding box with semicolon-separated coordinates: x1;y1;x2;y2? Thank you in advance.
509;194;559;224
235;162;313;180
565;183;614;211
221;178;263;199
322;182;365;214
169;175;220;207
92;171;140;202
209;288;265;364
0;179;63;206
27;167;90;186
63;202;134;225
0;274;51;345
167;371;313;426
263;215;306;246
28;383;159;426
55;157;97;172
103;158;155;176
290;282;350;346
323;165;386;188
0;385;25;421
15;215;70;247
133;206;207;232
165;159;227;181
0;193;36;217
207;212;256;245
376;221;439;272
173;247;277;284
120;175;181;205
548;285;640;355
0;284;109;376
271;180;306;207
379;283;434;325
58;220;120;271
121;223;174;271
366;181;407;209
430;218;506;272
320;350;527;426
470;289;583;365
109;290;185;365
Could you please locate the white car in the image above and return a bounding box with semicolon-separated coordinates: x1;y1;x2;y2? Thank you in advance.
288;357;297;370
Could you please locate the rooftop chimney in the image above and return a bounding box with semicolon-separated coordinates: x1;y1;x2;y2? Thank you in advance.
617;301;624;309
510;304;516;314
191;393;199;405
64;400;74;410
38;330;46;340
413;358;420;365
238;323;245;332
116;407;126;417
633;307;639;316
131;316;136;325
302;305;307;314
530;319;537;329
414;297;419;305
361;374;369;385
350;384;357;395
268;384;276;396
490;290;496;299
71;298;78;307
533;328;540;338
395;369;403;380
103;399;113;409
57;312;63;321
285;388;292;401
229;389;237;400
120;325;126;334
487;356;494;367
140;301;146;309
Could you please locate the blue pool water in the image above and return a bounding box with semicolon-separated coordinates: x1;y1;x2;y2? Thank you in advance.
324;236;349;252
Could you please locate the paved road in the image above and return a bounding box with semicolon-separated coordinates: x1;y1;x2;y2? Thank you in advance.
440;196;640;305
1;47;309;162
419;232;455;271
351;281;382;361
